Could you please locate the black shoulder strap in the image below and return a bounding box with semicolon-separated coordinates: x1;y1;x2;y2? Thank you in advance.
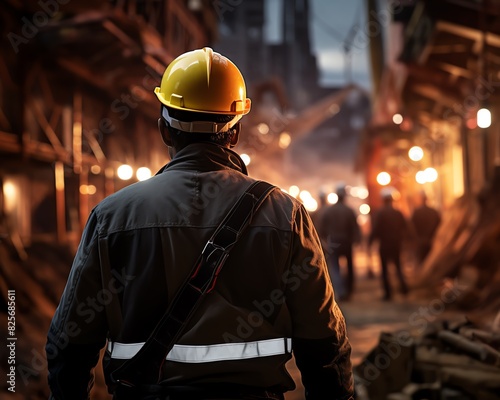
111;180;275;388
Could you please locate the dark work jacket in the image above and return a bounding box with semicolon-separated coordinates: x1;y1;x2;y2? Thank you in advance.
317;202;361;253
369;204;408;254
411;205;441;246
46;143;353;400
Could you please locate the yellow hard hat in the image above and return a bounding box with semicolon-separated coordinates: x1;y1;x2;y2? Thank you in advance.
154;47;251;116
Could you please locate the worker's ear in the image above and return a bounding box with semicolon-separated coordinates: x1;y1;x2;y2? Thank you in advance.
158;118;172;147
229;122;241;148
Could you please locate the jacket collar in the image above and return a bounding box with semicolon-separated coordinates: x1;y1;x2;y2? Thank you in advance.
157;143;248;175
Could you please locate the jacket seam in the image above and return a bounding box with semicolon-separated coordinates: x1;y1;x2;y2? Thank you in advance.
100;223;293;237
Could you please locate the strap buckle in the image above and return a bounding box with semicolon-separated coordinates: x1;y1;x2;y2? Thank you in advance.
202;240;228;263
189;241;229;293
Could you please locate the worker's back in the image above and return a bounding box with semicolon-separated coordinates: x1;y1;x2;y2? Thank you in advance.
370;204;408;252
47;47;354;400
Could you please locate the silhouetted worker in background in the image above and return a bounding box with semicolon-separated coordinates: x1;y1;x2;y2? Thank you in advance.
411;191;441;266
368;187;409;300
309;187;328;230
318;184;361;301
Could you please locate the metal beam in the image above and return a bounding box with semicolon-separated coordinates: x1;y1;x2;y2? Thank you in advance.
31;98;67;157
436;20;500;49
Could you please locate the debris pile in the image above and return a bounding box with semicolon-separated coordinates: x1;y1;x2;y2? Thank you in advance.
414;166;500;322
354;317;500;400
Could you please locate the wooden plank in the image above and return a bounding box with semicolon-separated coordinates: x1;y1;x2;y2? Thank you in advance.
438;330;500;366
58;58;109;92
0;131;21;153
82;129;106;163
102;19;139;49
49;106;62;133
73;90;82;174
0;134;102;166
54;161;67;242
415;346;500;373
24;140;71;164
31;98;66;154
409;84;462;109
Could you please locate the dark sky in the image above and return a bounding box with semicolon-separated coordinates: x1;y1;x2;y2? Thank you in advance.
263;0;371;89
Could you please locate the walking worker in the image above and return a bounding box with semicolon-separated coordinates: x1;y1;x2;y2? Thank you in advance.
309;186;329;230
410;190;441;266
46;48;353;400
317;183;361;301
368;187;409;300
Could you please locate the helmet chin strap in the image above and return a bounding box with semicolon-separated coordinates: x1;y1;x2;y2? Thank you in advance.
162;107;242;134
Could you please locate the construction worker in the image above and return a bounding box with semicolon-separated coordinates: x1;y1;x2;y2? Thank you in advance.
368;187;410;300
46;48;353;400
309;186;329;229
410;191;441;266
317;183;361;301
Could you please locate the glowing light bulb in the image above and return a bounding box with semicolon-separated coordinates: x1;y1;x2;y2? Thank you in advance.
376;172;391;186
477;108;491;128
408;146;424;161
117;164;133;180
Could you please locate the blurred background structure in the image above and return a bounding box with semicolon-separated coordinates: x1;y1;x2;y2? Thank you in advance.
1;0;500;399
362;0;500;317
0;0;372;245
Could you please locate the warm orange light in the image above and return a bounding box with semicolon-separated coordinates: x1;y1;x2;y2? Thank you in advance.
359;204;370;215
392;113;403;125
424;167;438;182
117;164;133;180
466;118;477;130
408;146;423;161
289;185;300;198
327;193;338;204
477;108;491;128
279;132;291;149
136;167;152;181
240;153;251;166
376;172;391;186
257;123;269;135
416;171;426;184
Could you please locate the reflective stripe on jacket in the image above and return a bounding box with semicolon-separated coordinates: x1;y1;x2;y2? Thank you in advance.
107;338;292;362
46;143;353;400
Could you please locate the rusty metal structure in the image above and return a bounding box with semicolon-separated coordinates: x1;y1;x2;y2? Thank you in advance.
360;0;500;373
362;0;500;212
0;0;217;247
